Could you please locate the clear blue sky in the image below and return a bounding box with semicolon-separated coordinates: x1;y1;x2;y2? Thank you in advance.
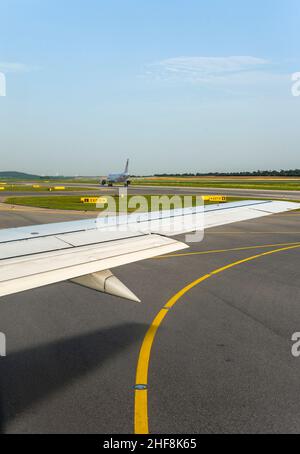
0;0;299;175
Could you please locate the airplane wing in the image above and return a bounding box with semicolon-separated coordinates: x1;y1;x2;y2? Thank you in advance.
0;200;299;301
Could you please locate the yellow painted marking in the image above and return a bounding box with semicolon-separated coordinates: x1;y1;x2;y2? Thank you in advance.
134;389;148;434
156;242;300;259
134;243;300;434
135;309;168;434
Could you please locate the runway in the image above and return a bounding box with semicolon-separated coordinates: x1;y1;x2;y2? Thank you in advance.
134;185;300;201
0;207;300;433
1;184;300;201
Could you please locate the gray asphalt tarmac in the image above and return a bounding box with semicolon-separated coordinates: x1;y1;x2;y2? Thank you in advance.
1;184;300;200
134;185;300;201
0;208;300;433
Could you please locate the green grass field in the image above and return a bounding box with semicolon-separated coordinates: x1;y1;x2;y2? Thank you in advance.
5;195;101;210
4;194;239;212
131;179;300;191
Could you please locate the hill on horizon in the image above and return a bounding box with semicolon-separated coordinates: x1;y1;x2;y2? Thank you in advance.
0;171;41;179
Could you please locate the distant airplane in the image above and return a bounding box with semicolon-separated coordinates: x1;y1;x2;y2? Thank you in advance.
101;159;130;187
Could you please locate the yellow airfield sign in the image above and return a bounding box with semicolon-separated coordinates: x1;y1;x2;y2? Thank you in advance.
202;195;227;202
49;186;66;191
80;197;108;204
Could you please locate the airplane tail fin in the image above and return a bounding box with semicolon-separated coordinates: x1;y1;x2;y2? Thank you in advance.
124;158;129;174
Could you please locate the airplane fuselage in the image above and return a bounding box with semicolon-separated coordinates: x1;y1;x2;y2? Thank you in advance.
101;173;130;186
101;159;130;186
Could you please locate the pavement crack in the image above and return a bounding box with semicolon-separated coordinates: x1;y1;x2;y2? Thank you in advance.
202;287;287;342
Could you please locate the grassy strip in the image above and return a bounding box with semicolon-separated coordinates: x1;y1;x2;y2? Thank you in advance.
5;195;101;211
4;195;243;212
132;179;300;191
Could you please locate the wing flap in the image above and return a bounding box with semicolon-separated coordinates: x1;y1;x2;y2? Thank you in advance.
0;236;71;260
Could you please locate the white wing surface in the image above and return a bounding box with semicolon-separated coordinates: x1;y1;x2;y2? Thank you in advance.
0;200;299;300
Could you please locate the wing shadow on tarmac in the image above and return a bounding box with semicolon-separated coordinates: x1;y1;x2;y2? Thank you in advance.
0;322;147;433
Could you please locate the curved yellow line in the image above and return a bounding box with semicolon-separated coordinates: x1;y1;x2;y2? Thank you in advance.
156;241;300;259
134;243;300;434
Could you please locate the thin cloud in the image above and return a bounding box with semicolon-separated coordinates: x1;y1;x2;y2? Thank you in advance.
0;62;38;73
145;56;271;82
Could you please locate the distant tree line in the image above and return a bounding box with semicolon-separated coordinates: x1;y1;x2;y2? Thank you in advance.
154;170;300;177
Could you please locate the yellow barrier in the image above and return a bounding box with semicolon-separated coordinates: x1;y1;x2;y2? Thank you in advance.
32;185;40;189
0;187;5;190
80;197;107;204
202;195;227;202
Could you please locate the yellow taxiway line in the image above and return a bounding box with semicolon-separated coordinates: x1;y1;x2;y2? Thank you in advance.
134;243;300;434
156;241;300;259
